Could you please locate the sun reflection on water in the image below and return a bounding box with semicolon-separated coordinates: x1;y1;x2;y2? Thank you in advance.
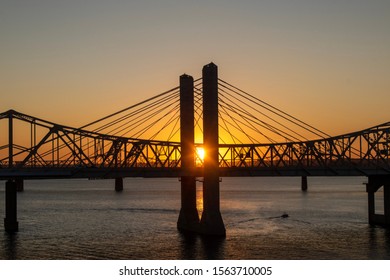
196;181;203;220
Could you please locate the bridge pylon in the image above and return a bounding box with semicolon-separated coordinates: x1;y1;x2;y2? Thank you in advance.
177;64;226;236
177;74;200;232
199;63;226;236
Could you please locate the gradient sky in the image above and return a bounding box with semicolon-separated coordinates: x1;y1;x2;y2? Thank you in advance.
1;0;389;137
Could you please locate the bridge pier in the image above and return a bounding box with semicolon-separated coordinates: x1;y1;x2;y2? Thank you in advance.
199;63;226;236
366;175;390;227
115;177;124;192
301;176;308;191
177;74;200;232
16;178;24;192
178;176;199;232
4;179;19;233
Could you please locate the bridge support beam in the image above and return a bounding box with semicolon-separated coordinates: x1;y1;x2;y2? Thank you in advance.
199;63;226;236
4;179;19;233
177;74;199;232
366;175;390;227
115;177;123;192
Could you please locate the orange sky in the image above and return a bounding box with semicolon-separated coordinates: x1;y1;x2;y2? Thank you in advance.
1;0;389;137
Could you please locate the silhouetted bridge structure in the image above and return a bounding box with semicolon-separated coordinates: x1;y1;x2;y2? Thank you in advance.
1;63;390;235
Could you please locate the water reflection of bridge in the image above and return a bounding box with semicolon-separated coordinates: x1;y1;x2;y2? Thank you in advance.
1;63;390;235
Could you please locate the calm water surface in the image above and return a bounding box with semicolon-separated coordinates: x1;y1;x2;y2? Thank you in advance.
1;177;390;259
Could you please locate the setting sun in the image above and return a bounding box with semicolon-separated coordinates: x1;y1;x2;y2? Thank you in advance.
196;147;205;162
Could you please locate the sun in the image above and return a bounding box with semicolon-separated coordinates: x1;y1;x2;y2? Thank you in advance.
196;147;205;162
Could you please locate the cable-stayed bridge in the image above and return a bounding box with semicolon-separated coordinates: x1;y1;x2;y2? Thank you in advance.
1;63;390;235
1;80;389;178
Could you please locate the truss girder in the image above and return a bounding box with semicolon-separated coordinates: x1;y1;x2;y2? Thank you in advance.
1;110;390;177
219;125;390;175
0;110;181;171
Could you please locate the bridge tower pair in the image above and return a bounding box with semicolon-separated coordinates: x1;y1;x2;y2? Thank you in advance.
177;63;226;236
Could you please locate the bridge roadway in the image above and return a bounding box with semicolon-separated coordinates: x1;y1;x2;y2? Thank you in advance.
0;160;389;179
2;126;390;179
1;110;389;180
1;103;390;180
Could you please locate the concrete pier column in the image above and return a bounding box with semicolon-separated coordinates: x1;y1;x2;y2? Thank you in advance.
366;175;390;226
177;74;199;232
301;176;308;191
115;177;123;192
200;63;226;236
384;183;390;225
4;179;19;233
367;186;376;225
16;178;24;192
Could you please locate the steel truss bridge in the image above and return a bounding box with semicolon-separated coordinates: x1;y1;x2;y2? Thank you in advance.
1;108;389;179
1;63;390;234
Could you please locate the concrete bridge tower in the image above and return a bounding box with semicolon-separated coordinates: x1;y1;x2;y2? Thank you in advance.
177;63;226;236
199;63;226;236
177;74;199;232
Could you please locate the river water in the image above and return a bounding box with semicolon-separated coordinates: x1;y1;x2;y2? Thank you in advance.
1;176;389;259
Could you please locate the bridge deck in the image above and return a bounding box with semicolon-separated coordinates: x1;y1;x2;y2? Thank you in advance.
1;164;389;180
